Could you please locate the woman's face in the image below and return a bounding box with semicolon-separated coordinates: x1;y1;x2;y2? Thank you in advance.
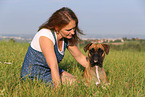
59;20;76;39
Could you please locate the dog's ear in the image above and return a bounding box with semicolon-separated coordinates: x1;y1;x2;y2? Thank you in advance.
84;43;93;52
102;44;110;55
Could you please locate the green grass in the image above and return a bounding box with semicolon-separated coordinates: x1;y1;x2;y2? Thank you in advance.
0;41;145;97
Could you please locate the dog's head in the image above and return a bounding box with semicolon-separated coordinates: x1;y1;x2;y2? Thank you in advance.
84;43;110;67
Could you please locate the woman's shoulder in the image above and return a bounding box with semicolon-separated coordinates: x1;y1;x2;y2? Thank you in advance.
31;29;55;52
38;29;52;35
37;29;55;44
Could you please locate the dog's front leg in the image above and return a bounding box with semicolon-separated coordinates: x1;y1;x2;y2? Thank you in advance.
98;67;109;84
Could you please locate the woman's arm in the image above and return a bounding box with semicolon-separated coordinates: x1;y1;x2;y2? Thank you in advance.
39;36;61;88
68;45;88;67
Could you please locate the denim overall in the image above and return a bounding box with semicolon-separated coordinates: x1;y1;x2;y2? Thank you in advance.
21;30;68;84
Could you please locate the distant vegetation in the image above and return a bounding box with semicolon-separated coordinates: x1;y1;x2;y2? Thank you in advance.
80;38;145;52
110;40;145;51
0;40;145;96
8;38;16;43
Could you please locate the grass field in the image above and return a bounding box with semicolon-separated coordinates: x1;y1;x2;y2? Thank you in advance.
0;41;145;97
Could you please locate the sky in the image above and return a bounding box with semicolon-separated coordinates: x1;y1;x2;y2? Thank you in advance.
0;0;145;39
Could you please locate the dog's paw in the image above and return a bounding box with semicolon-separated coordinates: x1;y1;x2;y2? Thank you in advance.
101;83;110;90
105;83;111;86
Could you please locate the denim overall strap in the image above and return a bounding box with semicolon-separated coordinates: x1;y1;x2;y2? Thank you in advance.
51;30;68;63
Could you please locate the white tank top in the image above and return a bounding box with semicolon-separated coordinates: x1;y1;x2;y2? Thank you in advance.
31;29;64;54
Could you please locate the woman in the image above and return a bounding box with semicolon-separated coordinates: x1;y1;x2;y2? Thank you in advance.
21;7;88;88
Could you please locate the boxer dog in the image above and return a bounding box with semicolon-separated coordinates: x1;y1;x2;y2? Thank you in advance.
83;43;110;87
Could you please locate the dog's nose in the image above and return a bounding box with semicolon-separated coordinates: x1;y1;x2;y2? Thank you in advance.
94;57;98;63
93;52;99;63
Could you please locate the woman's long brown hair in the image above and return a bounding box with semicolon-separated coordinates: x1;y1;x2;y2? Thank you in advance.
38;7;84;45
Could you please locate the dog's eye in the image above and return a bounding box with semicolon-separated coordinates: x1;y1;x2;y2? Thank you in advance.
89;48;95;54
98;48;104;55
